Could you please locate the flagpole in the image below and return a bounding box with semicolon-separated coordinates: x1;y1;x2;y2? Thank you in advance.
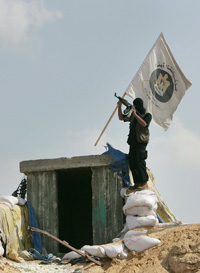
94;92;126;146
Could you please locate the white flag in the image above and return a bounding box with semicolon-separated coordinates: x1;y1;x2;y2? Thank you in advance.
125;32;192;130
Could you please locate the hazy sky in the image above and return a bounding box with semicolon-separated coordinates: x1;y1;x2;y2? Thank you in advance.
0;0;199;224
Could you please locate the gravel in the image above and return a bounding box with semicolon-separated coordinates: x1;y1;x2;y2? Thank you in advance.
1;259;84;273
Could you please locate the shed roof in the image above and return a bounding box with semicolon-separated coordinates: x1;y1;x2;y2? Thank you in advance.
20;154;113;174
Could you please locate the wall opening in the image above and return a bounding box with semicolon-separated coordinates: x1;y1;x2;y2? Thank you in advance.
57;167;93;253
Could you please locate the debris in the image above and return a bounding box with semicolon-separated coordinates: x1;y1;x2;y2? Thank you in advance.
29;226;102;267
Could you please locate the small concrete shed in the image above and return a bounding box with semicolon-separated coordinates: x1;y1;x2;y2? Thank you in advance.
20;154;124;255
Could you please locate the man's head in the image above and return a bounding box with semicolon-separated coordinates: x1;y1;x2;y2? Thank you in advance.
133;98;145;115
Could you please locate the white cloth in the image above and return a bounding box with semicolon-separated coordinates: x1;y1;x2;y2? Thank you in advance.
125;32;192;130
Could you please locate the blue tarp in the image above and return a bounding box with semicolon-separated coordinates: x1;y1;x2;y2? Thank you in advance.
26;202;42;254
103;143;131;187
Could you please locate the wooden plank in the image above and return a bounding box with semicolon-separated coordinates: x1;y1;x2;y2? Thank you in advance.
27;171;59;253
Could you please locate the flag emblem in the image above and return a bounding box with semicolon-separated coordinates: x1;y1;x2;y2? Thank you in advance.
150;67;174;103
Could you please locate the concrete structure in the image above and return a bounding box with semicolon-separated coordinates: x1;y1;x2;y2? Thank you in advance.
20;154;124;255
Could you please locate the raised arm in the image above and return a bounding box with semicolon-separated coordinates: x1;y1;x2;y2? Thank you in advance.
132;107;147;127
117;101;123;120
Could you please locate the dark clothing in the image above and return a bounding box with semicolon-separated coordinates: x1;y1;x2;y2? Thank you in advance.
128;143;148;185
124;112;152;186
127;113;152;145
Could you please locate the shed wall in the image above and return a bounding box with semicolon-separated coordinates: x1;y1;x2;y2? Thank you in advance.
27;171;59;253
92;166;124;244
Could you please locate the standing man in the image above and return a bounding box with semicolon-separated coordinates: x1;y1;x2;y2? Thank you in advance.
117;98;152;190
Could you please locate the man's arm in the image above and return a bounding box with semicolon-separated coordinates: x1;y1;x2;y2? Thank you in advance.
117;101;123;120
133;107;147;127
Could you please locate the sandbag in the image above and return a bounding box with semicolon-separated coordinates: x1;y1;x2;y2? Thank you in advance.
0;195;18;209
81;245;106;258
120;188;128;198
126;215;158;230
124;205;157;217
17;197;26;206
123;192;158;212
124;229;147;238
62;250;84;260
101;242;128;259
135;189;158;197
124;235;161;252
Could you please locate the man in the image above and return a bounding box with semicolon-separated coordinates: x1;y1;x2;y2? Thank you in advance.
117;98;152;189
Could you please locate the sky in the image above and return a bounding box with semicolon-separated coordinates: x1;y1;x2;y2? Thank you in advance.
0;0;199;225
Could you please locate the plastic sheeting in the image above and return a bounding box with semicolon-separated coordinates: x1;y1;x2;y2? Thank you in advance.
26;202;42;254
103;143;130;187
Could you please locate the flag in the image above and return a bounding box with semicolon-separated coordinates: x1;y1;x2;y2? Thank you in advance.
125;32;192;130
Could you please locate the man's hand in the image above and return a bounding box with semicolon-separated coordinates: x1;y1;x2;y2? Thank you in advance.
117;101;122;107
132;106;136;116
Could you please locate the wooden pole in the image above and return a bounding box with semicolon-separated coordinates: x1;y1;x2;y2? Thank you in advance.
28;226;102;266
94;92;126;146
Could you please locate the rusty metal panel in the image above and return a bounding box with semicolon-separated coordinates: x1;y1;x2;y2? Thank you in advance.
91;166;124;245
27;171;59;253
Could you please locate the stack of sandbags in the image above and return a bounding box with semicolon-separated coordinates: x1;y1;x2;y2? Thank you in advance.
116;188;162;252
121;189;159;230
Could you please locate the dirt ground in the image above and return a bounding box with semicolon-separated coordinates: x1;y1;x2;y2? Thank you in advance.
1;224;200;273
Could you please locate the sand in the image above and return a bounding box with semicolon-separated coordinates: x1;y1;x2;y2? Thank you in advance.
1;224;200;273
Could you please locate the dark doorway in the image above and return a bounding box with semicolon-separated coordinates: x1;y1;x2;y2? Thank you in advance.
57;168;93;252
